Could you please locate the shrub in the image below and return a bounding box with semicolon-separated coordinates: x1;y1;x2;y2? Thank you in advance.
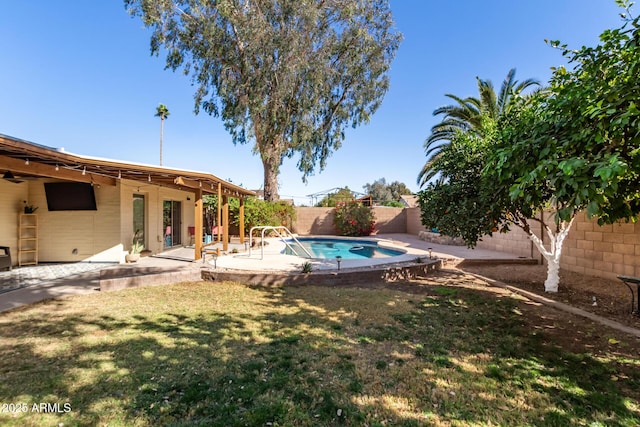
301;262;313;273
333;202;375;236
229;197;297;231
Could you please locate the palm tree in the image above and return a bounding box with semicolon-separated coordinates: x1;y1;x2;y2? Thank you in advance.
418;69;539;186
155;104;170;165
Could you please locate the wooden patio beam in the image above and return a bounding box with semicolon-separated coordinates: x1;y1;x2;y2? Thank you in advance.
0;155;116;186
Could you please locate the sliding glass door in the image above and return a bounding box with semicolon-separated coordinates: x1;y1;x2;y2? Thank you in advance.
163;200;182;248
133;194;145;249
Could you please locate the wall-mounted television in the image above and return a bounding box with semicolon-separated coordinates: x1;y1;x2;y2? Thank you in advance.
44;182;97;211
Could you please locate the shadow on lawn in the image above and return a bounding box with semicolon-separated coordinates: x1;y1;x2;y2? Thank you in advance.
0;279;638;426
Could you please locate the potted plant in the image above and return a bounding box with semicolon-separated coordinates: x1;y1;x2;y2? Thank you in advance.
23;201;38;214
125;230;144;263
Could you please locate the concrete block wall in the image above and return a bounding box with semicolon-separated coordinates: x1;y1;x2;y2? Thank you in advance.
562;211;640;280
373;207;406;233
293;207;336;235
405;207;428;235
468;210;640;280
293;206;407;235
476;226;537;260
0;179;29;265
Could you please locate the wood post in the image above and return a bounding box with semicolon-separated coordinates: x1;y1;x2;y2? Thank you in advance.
194;188;203;261
239;197;245;244
222;194;229;252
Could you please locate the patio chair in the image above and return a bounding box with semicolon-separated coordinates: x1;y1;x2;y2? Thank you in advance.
0;246;11;271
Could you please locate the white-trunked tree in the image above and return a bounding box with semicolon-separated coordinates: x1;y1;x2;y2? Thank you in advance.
419;4;640;292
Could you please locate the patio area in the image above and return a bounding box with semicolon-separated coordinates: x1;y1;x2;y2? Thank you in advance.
0;233;533;312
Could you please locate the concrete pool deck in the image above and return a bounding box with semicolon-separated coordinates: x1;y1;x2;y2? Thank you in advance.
0;233;533;312
203;233;529;272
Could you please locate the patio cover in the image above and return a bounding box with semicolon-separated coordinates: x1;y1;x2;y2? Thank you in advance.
0;133;254;259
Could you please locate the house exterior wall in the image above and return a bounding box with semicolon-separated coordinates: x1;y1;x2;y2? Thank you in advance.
31;179;123;263
0;179;29;262
118;180;195;255
0;178;196;265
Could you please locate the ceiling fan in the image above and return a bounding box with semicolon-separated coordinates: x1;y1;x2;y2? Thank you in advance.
2;171;25;183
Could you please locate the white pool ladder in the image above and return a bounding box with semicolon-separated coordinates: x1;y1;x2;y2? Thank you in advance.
249;226;312;260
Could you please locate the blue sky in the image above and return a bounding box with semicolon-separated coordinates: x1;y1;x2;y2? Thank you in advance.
0;1;627;204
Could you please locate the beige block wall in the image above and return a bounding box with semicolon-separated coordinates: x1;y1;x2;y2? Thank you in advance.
293;207;335;235
456;210;640;280
0;180;30;265
406;207;428;235
119;179;196;255
373;207;406;233
563;211;640;280
476;226;538;260
0;178;198;265
293;206;406;235
32;179;122;262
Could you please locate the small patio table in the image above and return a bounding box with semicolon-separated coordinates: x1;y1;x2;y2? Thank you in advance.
617;275;640;316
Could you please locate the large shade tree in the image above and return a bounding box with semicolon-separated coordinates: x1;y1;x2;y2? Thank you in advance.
419;4;640;292
418;68;539;186
125;0;402;200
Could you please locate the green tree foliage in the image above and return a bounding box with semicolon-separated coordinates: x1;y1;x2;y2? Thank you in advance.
334;201;375;236
125;0;402;201
418;69;539;186
316;187;357;207
418;119;507;246
419;4;640;292
363;178;412;206
229;197;296;232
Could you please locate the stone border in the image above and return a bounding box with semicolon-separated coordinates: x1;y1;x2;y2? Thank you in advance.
100;267;201;292
201;260;443;287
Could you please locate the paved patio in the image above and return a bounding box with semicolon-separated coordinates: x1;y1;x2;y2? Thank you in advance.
0;233;529;313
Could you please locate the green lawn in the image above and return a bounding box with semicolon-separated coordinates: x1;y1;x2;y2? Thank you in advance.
0;279;638;426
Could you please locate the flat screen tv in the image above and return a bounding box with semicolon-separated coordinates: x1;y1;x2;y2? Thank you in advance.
44;182;97;211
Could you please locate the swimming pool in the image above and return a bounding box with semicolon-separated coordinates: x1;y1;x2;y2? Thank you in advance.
282;237;406;260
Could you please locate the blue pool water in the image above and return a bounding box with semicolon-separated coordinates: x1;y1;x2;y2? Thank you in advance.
283;237;405;259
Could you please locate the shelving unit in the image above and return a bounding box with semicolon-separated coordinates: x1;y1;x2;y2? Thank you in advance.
18;213;38;266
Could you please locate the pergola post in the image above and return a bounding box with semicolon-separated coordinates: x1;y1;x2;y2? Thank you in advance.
222;194;229;252
194;188;203;261
217;182;222;243
239;197;245;244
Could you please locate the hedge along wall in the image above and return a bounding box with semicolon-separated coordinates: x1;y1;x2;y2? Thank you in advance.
293;206;406;235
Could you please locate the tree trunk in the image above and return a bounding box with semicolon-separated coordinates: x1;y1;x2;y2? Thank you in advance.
262;154;280;201
524;216;575;293
159;117;164;166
